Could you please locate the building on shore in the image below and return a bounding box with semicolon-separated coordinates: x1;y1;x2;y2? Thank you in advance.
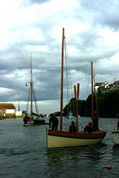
95;80;119;94
0;103;16;119
15;110;23;117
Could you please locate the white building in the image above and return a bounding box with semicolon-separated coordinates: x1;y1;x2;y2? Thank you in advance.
94;80;119;94
0;103;16;118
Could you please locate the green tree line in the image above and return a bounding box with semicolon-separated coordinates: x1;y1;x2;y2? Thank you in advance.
63;89;119;118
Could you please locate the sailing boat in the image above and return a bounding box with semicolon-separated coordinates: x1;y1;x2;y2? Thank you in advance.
47;28;107;148
23;54;45;126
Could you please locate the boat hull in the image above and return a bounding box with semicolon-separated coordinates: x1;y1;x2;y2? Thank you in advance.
33;119;45;125
47;129;107;148
23;115;47;126
112;130;119;145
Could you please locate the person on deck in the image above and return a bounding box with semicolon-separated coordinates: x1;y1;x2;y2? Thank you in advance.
49;114;53;129
69;121;76;132
84;122;93;133
49;113;59;130
23;113;28;125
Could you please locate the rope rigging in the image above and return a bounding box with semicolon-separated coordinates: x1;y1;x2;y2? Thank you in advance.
64;36;75;114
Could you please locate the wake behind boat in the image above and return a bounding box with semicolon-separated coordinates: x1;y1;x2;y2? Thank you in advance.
47;28;106;148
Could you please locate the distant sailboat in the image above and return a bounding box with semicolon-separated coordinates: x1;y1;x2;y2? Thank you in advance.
47;28;107;148
23;54;45;126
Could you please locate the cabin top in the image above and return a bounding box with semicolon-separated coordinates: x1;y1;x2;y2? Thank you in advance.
0;103;16;109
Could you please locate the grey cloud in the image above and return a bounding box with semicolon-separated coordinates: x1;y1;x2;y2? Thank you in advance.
80;0;119;29
1;0;119;107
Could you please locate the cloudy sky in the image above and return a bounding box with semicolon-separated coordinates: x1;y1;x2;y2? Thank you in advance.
0;0;119;113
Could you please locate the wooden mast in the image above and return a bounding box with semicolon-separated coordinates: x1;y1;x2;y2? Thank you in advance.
74;83;79;131
60;28;65;131
91;61;94;124
30;53;33;117
76;83;79;131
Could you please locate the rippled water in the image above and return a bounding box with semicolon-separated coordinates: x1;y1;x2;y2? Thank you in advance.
0;117;119;178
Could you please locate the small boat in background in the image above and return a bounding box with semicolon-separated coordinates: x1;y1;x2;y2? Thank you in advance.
23;54;46;126
67;111;76;120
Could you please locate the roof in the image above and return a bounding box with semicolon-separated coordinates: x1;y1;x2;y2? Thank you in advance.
0;103;16;109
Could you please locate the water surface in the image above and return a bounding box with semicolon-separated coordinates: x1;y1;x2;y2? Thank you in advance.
0;117;118;178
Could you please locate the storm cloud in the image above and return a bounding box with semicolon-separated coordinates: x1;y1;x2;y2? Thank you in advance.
0;0;119;113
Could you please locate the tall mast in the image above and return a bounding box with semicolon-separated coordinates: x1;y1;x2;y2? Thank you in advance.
30;53;33;116
76;83;79;131
60;28;65;131
74;83;79;131
91;61;94;122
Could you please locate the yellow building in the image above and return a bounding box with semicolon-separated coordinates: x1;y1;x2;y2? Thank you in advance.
0;103;16;118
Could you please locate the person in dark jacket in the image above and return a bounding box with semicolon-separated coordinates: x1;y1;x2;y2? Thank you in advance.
49;113;59;130
23;113;28;125
69;121;76;132
84;122;93;133
49;114;54;129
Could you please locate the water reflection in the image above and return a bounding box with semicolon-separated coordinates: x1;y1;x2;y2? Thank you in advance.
47;144;107;163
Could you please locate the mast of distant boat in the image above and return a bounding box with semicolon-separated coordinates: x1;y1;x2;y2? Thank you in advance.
60;28;65;131
91;61;94;125
30;53;33;117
